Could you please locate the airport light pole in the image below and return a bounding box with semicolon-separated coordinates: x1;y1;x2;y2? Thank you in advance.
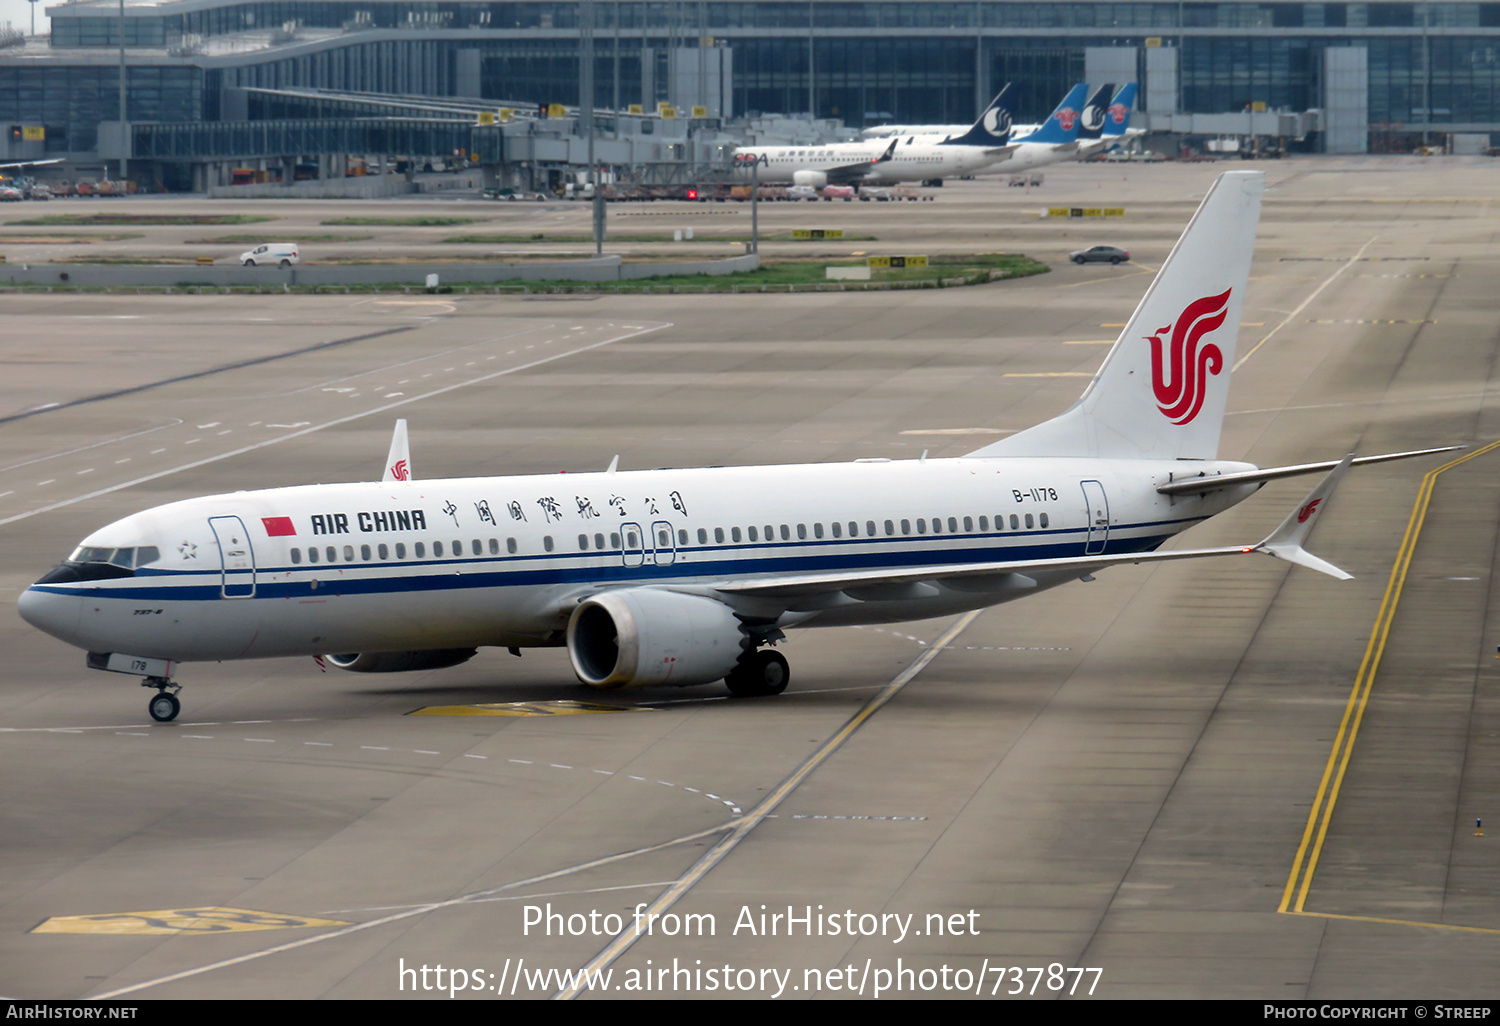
581;0;604;255
118;0;128;183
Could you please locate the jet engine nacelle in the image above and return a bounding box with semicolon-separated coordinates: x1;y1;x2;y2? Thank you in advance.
791;170;828;189
322;649;477;673
567;588;747;688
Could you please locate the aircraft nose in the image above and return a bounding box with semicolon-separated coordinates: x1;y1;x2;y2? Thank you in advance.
18;582;83;643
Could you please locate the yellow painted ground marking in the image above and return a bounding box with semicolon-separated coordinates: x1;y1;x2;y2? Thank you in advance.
409;700;640;717
1287;911;1500;936
1279;439;1500;922
1003;372;1093;378
33;907;347;936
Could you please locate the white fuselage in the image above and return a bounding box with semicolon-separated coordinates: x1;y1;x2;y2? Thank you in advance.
734;139;1009;185
21;457;1256;664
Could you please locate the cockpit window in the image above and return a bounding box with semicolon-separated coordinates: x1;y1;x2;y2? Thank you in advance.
67;545;159;569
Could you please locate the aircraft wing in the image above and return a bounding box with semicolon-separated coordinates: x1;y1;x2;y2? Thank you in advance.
713;456;1357;602
0;159;63;170
984;144;1020;158
822;139;898;184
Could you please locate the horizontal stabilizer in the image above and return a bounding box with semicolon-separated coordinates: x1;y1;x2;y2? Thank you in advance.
1157;445;1463;496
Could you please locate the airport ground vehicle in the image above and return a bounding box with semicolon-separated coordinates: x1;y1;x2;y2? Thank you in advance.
822;185;856;200
0;185;20;201
1070;245;1130;265
240;243;300;268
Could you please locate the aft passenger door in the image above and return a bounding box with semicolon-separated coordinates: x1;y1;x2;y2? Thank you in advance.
1080;481;1110;555
208;515;257;598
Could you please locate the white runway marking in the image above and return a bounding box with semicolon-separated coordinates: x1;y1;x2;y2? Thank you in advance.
0;323;670;529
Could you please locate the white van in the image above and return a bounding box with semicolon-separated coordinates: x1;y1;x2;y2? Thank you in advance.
240;243;300;267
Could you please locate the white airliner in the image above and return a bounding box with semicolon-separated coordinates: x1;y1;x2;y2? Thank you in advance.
18;170;1454;722
732;90;1016;189
902;82;1091;176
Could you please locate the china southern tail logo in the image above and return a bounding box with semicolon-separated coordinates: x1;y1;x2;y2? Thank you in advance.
1108;102;1129;125
1147;290;1231;425
1055;107;1079;131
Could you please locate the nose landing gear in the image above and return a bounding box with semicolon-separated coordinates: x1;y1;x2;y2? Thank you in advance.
143;677;182;722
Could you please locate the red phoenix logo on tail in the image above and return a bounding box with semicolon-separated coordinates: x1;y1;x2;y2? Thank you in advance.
1297;498;1321;523
389;459;409;481
1147;289;1232;425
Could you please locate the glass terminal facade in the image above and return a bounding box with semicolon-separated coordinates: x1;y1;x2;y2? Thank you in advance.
3;1;1498;164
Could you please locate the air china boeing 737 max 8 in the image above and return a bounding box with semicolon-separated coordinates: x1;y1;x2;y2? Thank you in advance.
18;170;1455;722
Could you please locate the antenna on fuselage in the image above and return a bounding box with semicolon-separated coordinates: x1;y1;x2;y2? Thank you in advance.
382;419;412;482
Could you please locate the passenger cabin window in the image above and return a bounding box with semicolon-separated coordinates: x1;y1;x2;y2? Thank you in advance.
780;525;790;540
731;527;742;543
698;528;708;544
765;525;774;540
378;543;389;559
489;538;500;555
901;519;911;535
543;536;555;552
1039;513;1050;529
678;530;688;546
396;543;407;558
291;548;302;564
1025;514;1034;529
1009;515;1019;530
658;527;671;547
885;520;894;536
506;538;517;554
949;517;959;533
415;542;426;558
610;532;620;548
798;524;807;540
931;518;941;534
830;522;841;538
978;516;988;531
714;527;725;543
578;534;589;551
308;547;319;564
361;544;371;561
748;526;758;542
916;519;927;535
434;541;444;557
326;546;337;563
813;523;824;539
597;533;607;549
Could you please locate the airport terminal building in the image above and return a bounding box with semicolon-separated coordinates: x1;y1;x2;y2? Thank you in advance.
1;0;1497;184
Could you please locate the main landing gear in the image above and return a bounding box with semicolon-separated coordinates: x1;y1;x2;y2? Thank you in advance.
143;676;182;722
725;648;790;698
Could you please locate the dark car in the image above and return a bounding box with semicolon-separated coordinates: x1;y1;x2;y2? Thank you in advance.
1070;245;1130;265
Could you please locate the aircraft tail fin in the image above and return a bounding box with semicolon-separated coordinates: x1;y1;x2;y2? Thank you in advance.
382;419;412;482
1077;83;1115;140
1101;83;1138;138
969;170;1264;461
940;84;1013;147
1015;83;1089;145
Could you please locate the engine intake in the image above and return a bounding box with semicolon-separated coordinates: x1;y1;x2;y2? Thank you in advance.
791;170;829;189
568;589;746;688
322;649;477;673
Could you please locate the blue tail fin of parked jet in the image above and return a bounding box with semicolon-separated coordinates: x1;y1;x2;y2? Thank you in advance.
1015;83;1089;145
939;84;1013;147
1101;83;1139;138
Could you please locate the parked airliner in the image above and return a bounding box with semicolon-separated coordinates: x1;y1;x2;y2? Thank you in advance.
18;170;1453;722
731;88;1018;188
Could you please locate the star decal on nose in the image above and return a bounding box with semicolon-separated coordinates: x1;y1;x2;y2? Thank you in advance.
178;541;197;559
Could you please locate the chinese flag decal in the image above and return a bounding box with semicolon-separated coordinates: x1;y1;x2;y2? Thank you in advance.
261;516;297;537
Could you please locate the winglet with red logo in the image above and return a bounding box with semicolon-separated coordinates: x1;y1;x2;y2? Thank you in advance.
1252;453;1354;580
381;419;412;483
